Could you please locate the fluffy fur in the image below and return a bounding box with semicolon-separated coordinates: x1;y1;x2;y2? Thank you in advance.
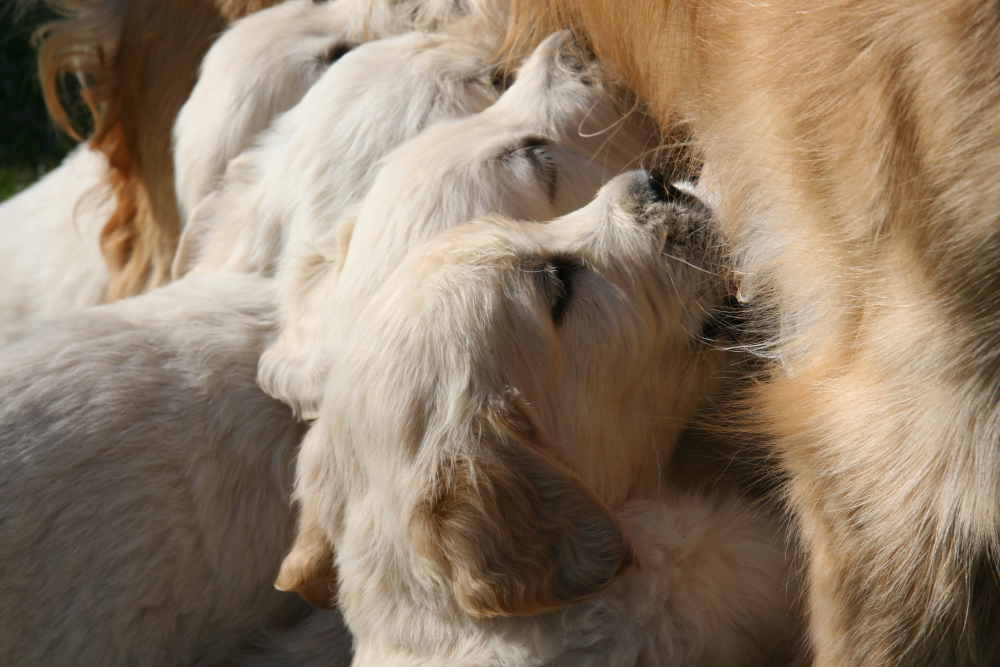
0;274;314;665
30;0;504;299
255;31;658;419
172;0;358;223
0;144;112;347
505;1;1000;664
281;171;795;665
172;0;506;223
172;29;502;278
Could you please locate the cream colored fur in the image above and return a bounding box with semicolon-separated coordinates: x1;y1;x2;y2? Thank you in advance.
282;171;795;665
0;145;112;347
256;31;657;419
172;0;506;223
172;29;502;278
0;274;319;665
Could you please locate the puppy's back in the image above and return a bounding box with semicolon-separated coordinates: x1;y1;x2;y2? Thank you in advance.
0;275;305;666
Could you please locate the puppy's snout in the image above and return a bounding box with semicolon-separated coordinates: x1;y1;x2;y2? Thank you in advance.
647;171;670;202
646;171;693;206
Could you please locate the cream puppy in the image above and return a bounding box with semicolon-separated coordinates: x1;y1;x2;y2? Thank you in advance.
0;145;112;347
173;0;359;222
0;274;311;666
257;31;657;420
279;171;795;665
172;0;505;222
172;30;502;277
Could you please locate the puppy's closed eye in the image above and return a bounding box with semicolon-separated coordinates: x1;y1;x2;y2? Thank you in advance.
538;257;581;325
320;42;353;66
501;136;557;202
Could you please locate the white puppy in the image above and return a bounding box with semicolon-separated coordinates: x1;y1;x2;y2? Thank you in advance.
0;274;315;666
173;0;359;222
173;29;501;278
173;0;506;223
0;145;112;347
257;31;657;420
279;171;796;665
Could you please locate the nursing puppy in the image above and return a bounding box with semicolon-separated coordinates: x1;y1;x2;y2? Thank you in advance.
280;171;795;665
173;0;359;222
172;0;505;222
31;0;503;299
173;29;503;278
257;31;657;419
0;145;112;347
504;2;1000;663
0;274;314;666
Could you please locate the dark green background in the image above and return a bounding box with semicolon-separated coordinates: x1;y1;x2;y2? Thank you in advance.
1;5;76;202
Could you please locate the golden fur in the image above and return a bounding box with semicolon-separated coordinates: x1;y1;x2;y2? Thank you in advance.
34;0;277;300
504;1;1000;664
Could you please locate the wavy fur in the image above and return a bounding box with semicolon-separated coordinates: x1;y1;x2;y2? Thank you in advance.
504;1;1000;664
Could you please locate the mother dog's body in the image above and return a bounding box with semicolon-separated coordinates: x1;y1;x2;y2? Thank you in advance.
507;1;1000;664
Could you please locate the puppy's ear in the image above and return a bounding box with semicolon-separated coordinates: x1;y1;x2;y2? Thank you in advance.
257;215;356;420
275;505;338;609
172;151;260;278
415;399;635;618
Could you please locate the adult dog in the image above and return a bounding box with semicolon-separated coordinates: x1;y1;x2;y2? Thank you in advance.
279;170;797;665
506;1;1000;664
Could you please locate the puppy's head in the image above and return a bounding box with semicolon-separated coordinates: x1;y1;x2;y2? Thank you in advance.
257;30;657;420
280;170;724;663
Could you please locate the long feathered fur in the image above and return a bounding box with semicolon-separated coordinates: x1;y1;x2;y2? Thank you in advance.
502;1;1000;664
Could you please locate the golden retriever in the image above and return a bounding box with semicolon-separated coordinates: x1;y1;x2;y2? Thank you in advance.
0;145;112;347
30;0;504;299
0;273;312;666
505;1;1000;663
254;31;657;420
278;170;797;665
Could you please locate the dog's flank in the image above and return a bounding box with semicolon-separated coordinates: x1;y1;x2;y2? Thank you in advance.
505;1;1000;664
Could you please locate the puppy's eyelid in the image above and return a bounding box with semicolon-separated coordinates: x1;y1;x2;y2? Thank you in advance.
320;42;353;66
537;256;582;326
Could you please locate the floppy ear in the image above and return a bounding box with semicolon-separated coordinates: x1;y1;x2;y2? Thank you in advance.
256;215;355;420
172;151;260;279
415;399;636;618
275;504;338;610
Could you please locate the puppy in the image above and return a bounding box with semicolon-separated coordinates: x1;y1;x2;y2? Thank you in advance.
0;274;313;666
173;0;358;222
172;29;503;278
503;2;1000;663
172;0;506;222
0;144;112;347
279;171;796;665
257;31;657;420
32;0;504;299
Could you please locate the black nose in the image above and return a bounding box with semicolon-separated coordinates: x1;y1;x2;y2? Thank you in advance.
647;170;697;206
647;171;670;202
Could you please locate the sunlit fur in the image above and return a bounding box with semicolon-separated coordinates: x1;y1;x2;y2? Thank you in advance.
255;31;658;419
172;29;503;279
172;0;507;223
0;274;317;666
504;1;1000;664
0;145;112;347
282;171;795;665
28;0;506;300
172;0;361;223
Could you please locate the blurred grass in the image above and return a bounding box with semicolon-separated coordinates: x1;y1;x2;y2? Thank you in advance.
0;4;76;202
